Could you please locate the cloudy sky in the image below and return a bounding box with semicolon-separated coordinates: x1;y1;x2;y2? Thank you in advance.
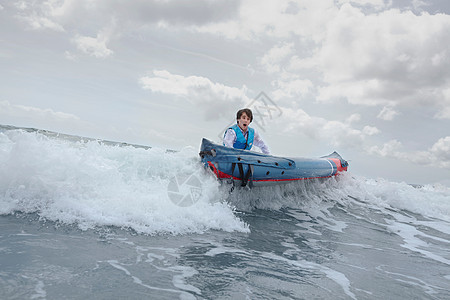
1;0;449;185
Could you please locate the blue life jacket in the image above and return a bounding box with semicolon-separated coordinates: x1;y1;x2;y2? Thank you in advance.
226;124;254;150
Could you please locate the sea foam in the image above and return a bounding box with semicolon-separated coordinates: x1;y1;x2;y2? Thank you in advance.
0;129;248;235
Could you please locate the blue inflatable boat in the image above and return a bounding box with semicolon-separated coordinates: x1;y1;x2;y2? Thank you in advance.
199;138;348;187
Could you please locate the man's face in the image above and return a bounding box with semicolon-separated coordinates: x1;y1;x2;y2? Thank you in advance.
237;113;251;131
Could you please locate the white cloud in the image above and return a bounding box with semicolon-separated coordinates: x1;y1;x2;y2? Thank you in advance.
369;139;402;156
271;76;314;100
195;1;339;41
412;0;428;11
346;113;361;124
0;100;80;122
199;1;450;118
17;14;65;32
363;125;380;136
64;51;77;61
72;33;113;58
260;43;294;74
14;1;28;10
140;70;249;120
13;0;240;32
260;44;314;100
13;0;66;31
369;137;450;169
337;0;389;10
313;5;450;110
430;136;450;163
10;0;240;58
377;106;400;121
276;108;379;148
289;55;317;71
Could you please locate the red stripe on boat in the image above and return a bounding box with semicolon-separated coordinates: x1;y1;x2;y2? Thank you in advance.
328;158;347;172
207;161;335;182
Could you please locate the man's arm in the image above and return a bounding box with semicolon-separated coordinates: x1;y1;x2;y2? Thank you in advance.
223;128;236;148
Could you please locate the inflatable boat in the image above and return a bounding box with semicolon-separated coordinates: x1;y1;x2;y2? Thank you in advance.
199;138;348;187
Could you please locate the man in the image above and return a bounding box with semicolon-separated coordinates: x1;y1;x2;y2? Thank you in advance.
223;108;270;154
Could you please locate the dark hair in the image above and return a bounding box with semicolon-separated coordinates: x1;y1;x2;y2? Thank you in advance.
236;108;253;123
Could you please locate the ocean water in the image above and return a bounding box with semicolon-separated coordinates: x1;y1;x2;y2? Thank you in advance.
1;125;449;300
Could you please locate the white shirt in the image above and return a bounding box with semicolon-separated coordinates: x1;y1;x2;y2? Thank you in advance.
223;127;270;154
